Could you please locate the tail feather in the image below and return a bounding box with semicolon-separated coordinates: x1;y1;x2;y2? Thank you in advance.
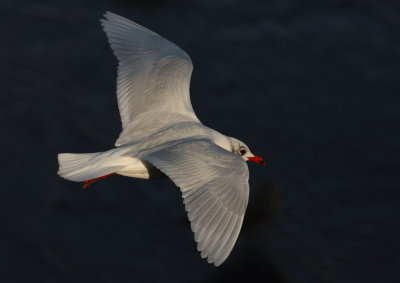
57;149;127;182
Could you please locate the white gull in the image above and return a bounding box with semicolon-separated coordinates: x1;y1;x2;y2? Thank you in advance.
57;11;265;266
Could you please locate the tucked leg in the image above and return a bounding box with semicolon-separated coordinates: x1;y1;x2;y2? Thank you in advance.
82;173;116;189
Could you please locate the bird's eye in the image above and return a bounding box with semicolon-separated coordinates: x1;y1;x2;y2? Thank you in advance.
239;149;246;156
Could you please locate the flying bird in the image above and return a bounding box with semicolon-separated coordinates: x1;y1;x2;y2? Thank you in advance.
57;12;265;266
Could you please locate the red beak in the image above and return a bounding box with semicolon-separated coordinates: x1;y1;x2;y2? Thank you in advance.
248;155;266;165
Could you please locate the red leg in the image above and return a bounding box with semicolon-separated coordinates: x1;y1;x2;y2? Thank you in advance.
82;173;116;189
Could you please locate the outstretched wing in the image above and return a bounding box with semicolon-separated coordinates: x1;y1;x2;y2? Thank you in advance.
143;139;249;266
101;12;199;146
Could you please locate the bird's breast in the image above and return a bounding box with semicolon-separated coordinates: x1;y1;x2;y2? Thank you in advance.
116;158;165;179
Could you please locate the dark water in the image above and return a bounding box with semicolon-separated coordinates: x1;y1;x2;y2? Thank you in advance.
1;0;399;282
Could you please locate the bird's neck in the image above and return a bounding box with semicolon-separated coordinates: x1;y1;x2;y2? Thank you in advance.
210;132;232;152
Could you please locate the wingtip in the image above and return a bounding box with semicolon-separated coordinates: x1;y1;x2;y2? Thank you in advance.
103;11;114;18
101;11;119;24
213;255;228;267
100;12;108;27
213;261;222;267
200;246;226;266
207;255;225;267
102;11;129;22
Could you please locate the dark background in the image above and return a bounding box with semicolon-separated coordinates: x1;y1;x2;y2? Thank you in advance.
1;0;399;282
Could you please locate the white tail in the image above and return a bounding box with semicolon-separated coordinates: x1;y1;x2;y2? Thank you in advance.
57;149;127;182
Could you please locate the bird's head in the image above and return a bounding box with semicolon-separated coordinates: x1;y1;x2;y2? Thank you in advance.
228;137;266;165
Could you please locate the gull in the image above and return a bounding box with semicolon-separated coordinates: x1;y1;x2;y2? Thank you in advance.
57;11;265;266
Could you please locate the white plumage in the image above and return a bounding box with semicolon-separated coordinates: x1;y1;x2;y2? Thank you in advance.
57;12;265;266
